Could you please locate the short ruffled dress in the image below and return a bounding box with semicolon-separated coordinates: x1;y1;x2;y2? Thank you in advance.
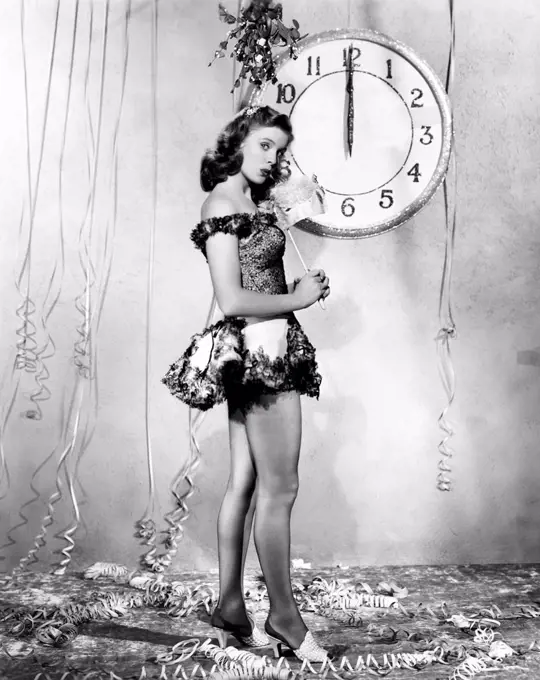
161;211;322;413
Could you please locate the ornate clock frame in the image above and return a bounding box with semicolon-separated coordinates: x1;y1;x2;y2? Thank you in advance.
247;28;454;239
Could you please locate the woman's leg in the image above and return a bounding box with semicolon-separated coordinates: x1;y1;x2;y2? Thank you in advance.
241;485;257;594
244;390;308;648
215;402;257;625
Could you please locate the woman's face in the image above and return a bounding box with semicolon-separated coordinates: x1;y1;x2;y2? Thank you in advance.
240;125;290;184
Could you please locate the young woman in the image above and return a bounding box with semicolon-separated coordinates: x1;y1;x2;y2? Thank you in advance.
164;105;330;661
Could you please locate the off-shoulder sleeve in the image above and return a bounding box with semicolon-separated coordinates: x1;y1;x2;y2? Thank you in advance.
190;214;254;258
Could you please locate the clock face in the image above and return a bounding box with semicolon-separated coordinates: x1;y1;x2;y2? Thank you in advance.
247;29;453;239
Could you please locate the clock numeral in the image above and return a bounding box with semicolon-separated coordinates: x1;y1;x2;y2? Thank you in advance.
341;197;356;217
307;56;321;76
386;59;393;79
420;125;434;145
342;47;361;67
407;163;422;183
379;189;394;209
411;88;424;108
277;83;296;104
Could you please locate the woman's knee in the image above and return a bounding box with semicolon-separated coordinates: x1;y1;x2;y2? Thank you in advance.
258;474;299;502
226;473;257;501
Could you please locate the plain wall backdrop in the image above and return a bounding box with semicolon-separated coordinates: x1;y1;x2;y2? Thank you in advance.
0;0;539;574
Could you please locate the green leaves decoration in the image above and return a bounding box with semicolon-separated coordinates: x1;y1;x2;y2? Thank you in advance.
210;0;307;91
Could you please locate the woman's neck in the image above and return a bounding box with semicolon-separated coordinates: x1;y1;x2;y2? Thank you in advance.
224;171;252;199
211;174;258;213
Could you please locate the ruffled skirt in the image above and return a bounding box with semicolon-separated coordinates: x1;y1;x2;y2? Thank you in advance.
161;315;321;412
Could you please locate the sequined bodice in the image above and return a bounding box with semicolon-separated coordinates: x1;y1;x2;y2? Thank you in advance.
190;212;287;295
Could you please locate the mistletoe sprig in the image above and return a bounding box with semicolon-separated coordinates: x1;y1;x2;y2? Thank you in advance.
210;0;308;90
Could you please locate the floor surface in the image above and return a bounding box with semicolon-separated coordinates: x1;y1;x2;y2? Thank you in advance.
2;563;540;679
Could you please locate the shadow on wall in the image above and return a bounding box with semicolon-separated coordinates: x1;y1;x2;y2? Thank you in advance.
183;392;364;570
361;0;381;30
183;424;230;570
306;291;364;352
293;391;367;566
517;349;540;367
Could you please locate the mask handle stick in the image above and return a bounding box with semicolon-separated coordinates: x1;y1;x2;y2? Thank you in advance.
285;226;326;311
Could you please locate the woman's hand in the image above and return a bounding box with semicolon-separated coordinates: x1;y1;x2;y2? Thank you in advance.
278;156;292;180
292;269;330;309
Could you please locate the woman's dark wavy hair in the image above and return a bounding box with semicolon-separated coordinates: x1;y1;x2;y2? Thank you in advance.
200;105;293;204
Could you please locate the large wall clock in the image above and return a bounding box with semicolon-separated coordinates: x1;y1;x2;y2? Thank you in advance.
247;28;453;239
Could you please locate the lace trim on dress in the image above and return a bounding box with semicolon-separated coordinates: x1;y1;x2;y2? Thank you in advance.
162;318;322;413
190;211;278;257
161;318;247;412
226;319;322;413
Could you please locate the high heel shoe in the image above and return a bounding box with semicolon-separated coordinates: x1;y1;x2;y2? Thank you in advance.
264;619;329;662
211;607;270;648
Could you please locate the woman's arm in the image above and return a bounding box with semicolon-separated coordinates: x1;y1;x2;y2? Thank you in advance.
203;200;304;317
286;278;301;295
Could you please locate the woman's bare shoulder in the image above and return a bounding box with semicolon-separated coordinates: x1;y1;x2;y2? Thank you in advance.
201;188;240;221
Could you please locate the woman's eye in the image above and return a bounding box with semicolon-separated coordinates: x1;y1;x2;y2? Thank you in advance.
261;142;270;150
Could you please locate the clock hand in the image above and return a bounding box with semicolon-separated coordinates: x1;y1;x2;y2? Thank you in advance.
346;43;354;157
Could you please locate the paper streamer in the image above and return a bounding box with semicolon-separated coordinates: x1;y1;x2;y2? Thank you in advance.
8;0;93;579
49;0;98;564
72;0;112;383
17;0;62;422
435;0;457;492
175;0;246;557
4;561;530;679
158;297;219;569
0;0;59;503
135;0;247;572
68;0;132;552
1;0;83;580
51;0;130;575
0;0;65;572
5;563;518;678
134;0;163;573
17;0;79;540
0;0;131;582
0;0;82;571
